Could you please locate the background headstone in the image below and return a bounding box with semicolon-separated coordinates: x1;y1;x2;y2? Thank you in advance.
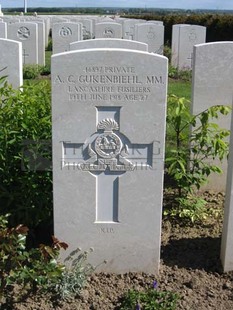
95;22;122;39
0;38;23;88
123;19;144;40
70;38;148;51
33;20;45;65
52;48;167;274
52;22;82;54
0;21;6;38
171;24;206;70
221;115;233;272
81;19;93;39
191;42;233;191
33;17;50;47
7;22;38;65
135;23;164;54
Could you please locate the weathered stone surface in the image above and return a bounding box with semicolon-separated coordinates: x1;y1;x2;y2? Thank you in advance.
52;48;167;274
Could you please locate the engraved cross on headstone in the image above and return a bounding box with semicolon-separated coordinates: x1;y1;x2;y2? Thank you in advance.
62;107;154;223
22;49;29;64
187;52;193;67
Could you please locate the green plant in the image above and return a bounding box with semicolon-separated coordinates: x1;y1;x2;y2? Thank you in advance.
168;79;191;100
166;94;231;195
46;38;52;51
0;214;67;305
120;286;179;310
23;64;51;79
163;44;172;62
0;79;52;228
168;66;192;81
40;64;51;76
23;64;41;79
52;248;95;301
164;194;208;223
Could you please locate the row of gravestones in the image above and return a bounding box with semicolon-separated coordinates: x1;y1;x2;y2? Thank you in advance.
50;40;233;273
47;15;206;66
53;21;206;70
0;19;46;66
0;15;206;69
52;20;164;54
49;18;206;69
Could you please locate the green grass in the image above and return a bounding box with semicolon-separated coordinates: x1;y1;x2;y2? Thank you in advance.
23;51;52;85
168;79;192;101
45;51;52;68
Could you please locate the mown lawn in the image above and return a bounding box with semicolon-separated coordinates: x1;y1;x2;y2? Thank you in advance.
168;78;191;100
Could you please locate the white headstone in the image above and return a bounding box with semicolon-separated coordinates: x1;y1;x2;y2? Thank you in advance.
7;22;38;65
123;19;144;40
171;24;206;70
135;23;164;54
52;22;82;54
34;20;45;65
147;20;163;25
6;18;20;24
0;38;23;88
81;19;93;39
0;21;6;38
52;48;168;274
95;22;122;39
33;17;50;47
51;17;69;25
191;42;233;191
221;114;233;272
70;38;148;52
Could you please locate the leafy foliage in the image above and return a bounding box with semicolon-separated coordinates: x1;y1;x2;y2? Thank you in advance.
164;194;208;223
0;79;52;228
166;94;231;195
23;64;41;79
46;38;53;51
23;64;51;79
0;214;95;306
168;66;192;81
165;94;230;222
120;287;179;310
52;248;95;300
0;214;67;305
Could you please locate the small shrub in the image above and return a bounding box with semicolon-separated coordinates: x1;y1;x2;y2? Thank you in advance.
46;38;53;51
23;64;41;79
163;44;172;62
0;214;67;305
164;194;208;223
120;285;179;310
168;66;192;81
166;94;231;195
165;94;230;223
52;248;95;301
40;64;51;76
0;79;52;228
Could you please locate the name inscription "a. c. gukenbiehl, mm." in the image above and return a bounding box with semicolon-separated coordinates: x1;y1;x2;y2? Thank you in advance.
53;66;165;102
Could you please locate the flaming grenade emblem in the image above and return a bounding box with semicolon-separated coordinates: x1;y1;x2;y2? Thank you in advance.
95;119;122;159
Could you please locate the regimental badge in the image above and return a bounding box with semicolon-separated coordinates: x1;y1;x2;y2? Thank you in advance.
95;119;122;159
85;118;134;172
